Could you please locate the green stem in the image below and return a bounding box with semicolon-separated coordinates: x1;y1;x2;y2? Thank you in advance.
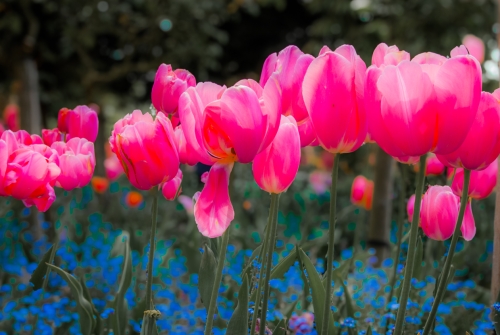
145;188;159;310
204;227;230;335
320;153;340;335
385;163;407;333
258;193;280;335
393;154;427;335
422;169;471;335
250;211;272;335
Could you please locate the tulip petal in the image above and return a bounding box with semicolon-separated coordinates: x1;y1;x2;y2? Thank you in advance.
461;200;476;241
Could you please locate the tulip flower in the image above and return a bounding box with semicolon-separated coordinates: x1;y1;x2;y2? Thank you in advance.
125;191;143;208
151;64;196;115
350;175;374;210
109;110;179;190
161;169;182;201
452;159;497;199
3;103;20;131
174;125;198;166
91;176;109;194
252;115;301;194
462;201;476;241
260;45;317;146
51;138;96;191
437;90;500;170
462;34;485;64
371;43;410;68
42;128;64;146
63;105;99;142
2;146;60;212
407;194;416;221
413;153;445;176
420;186;460;241
104;153;124;181
57;107;70;133
302;45;367;153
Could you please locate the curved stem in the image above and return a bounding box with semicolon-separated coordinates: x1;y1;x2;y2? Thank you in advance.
393;154;427;335
204;227;230;335
385;163;407;333
259;193;280;335
145;188;159;310
250;211;272;335
422;169;471;335
320;153;340;335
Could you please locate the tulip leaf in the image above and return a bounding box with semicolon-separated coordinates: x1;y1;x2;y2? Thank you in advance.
111;232;133;335
297;248;336;335
199;244;218;314
79;277;103;335
250;247;297;302
46;264;95;335
140;313;159;335
412;236;424;281
241;244;262;284
226;274;249;335
273;319;287;335
29;245;54;291
366;326;373;335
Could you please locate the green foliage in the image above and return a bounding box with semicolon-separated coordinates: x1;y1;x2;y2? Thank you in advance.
198;243;218;313
29;244;54;291
226;274;249;335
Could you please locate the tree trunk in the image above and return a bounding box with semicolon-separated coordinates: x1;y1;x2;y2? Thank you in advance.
94;111;107;177
367;146;395;265
19;57;42;135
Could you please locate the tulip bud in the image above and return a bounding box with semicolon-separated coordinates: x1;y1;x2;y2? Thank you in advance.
420;186;460;241
65;105;99;142
161;169;182;201
151;64;196;115
350;175;374;210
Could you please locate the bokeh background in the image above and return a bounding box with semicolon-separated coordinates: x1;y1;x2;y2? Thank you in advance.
1;0;499;334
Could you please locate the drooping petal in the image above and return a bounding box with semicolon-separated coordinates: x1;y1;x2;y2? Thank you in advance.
461;200;476;241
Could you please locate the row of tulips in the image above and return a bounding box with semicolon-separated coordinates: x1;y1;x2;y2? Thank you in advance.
105;36;499;335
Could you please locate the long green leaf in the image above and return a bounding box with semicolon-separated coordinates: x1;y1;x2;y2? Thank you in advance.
226;274;249;335
111;232;133;335
29;245;54;290
140;313;159;335
80;277;103;335
241;244;262;281
47;264;95;335
272;299;298;335
199;244;218;313
412;236;424;281
250;247;297;302
297;248;336;335
366;326;373;335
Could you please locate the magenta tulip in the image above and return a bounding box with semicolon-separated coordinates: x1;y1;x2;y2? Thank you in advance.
110;110;179;190
302;45;367;153
252;115;301;194
452;159;497;200
42;128;64;146
420;186;460;241
65;105;99;142
407;194;416;221
462;34;485;64
51;138;96;191
151;64;196;115
57;108;70;133
425;153;445;176
260;45;317;146
437;90;500;170
161;169;183;201
461;200;476;241
174;125;199;166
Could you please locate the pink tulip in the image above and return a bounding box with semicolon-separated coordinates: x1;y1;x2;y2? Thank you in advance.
437;90;500;170
151;64;196;115
3;103;20;131
452;160;497;199
302;45;366;153
161;169;183;200
178;194;194;215
174;125;198;166
6;130;42;146
109;110;179;190
371;43;410;68
104;153;124;181
57;108;70;133
42;128;64;146
412;47;482;155
51;138;96;190
407;194;416;221
3;146;60;212
193;162;234;238
420;186;460;241
260;45;317;146
0;122;4;137
309;170;331;195
425;153;445;176
65;105;99;142
461;200;476;241
201;171;209;184
350;175;374;210
252;115;301;194
462;34;485;64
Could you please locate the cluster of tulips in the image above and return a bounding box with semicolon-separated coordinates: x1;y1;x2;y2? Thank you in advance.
0;105;98;212
107;36;499;335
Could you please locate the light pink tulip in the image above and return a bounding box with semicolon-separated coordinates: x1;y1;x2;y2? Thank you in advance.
461;200;476;241
161;169;183;201
252;115;301;194
350;175;374;210
437;90;500;170
174;125;199;166
462;34;485;64
193;162;234;238
151;64;196;115
65;105;99;142
371;43;410;68
260;45;317;146
3;146;60;212
104;153;124;181
452;160;497;199
42;128;64;146
109;110;179;190
201;171;209;184
51;138;96;190
302;45;367;153
407;194;416;221
420;186;460;241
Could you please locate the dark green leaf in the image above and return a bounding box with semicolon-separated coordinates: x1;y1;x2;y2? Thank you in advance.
284;300;299;319
241;244;262;283
140;313;159;335
273;319;287;335
111;232;133;335
366;326;373;335
29;245;54;291
412;236;424;281
297;248;336;335
495;288;500;335
46;264;95;335
226;274;249;335
79;277;103;335
199;244;218;313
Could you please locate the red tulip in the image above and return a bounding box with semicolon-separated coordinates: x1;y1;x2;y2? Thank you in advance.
91;176;109;194
3;103;20;131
